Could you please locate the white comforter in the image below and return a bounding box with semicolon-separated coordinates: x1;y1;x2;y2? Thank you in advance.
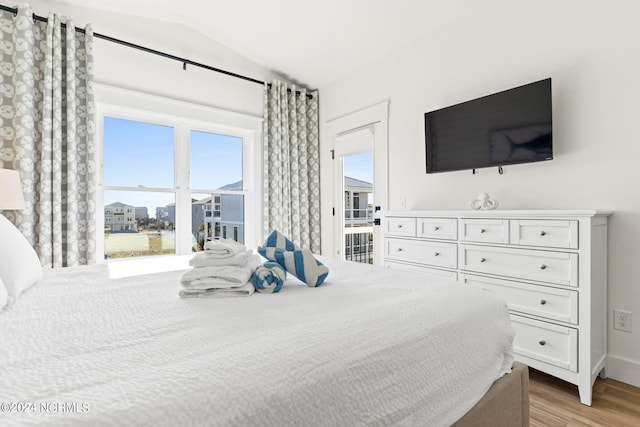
0;257;514;427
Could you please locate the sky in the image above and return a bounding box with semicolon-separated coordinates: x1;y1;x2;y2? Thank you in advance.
103;117;242;216
344;151;372;183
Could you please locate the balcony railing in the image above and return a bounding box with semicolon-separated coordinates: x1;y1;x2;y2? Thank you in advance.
344;208;374;225
344;231;373;264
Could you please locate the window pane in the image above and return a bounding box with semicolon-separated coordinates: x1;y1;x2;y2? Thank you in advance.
343;151;374;264
344;151;374;208
104;190;176;259
190;131;242;190
191;192;244;251
104;117;174;188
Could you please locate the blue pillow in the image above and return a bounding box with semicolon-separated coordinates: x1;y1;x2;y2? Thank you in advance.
258;246;329;288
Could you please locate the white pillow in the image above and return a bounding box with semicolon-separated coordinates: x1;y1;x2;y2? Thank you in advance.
0;277;8;310
0;214;43;301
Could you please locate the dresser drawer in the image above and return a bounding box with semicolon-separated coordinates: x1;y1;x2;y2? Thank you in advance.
386;261;458;280
459;244;578;287
462;274;578;324
417;217;457;240
510;220;578;249
385;238;457;269
384;217;416;237
459;218;509;244
510;314;577;372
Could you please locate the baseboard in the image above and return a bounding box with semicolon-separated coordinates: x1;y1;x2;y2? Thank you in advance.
607;355;640;387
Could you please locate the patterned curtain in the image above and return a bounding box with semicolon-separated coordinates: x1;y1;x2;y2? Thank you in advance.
263;80;321;252
0;5;95;267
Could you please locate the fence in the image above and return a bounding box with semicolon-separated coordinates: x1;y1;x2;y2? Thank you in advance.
344;231;374;264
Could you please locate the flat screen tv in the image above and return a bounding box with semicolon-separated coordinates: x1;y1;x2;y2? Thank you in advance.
425;78;552;174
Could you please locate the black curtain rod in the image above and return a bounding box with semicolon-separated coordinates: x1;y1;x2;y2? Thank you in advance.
0;4;314;99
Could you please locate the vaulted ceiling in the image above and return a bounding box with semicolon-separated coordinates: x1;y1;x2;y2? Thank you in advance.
54;0;490;89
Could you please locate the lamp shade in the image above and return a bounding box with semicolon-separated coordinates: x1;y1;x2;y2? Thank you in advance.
0;168;25;210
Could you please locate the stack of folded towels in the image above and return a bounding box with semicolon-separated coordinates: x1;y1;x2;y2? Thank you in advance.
180;239;262;298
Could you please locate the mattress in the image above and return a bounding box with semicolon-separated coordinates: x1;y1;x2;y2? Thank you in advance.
0;257;514;426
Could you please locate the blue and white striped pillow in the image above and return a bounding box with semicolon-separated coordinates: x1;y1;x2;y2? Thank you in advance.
264;229;299;251
258;230;329;288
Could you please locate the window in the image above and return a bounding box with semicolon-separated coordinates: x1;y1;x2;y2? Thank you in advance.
191;130;243;251
102;118;177;259
213;195;221;217
97;86;262;262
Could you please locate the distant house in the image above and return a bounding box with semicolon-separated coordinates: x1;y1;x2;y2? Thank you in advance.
344;176;373;227
193;180;244;244
156;200;197;229
155;205;171;226
105;202;137;232
191;196;217;240
151;185;243;246
218;180;244;243
343;176;373;263
134;206;148;220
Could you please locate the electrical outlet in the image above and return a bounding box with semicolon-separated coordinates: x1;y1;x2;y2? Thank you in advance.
614;310;632;332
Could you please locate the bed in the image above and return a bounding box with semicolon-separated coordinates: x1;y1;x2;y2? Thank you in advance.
0;256;526;426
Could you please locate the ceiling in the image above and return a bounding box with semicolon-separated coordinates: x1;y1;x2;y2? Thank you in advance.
54;0;482;89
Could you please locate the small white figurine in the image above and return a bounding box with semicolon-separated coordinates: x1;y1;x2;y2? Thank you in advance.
470;193;499;210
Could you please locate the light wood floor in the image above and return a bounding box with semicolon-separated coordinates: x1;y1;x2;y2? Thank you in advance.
529;368;640;426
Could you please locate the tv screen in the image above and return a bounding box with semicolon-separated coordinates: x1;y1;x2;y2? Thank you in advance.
425;78;552;173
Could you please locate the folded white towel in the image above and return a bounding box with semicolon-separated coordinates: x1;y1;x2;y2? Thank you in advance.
179;281;255;298
203;239;247;258
189;250;251;268
181;254;262;290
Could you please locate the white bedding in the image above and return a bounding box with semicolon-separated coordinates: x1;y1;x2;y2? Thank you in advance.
0;257;514;427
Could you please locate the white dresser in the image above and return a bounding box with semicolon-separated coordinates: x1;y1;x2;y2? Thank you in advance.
380;210;610;406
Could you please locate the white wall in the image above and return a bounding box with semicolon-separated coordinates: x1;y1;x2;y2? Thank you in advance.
30;0;275;116
320;1;640;386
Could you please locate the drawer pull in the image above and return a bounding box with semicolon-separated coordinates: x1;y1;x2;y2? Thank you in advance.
480;228;486;233
539;264;548;270
540;299;547;305
540;230;547;236
434;226;440;231
539;340;546;346
434;252;440;257
396;248;403;252
397;224;403;229
480;257;487;263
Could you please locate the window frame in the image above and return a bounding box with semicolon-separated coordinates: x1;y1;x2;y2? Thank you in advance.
95;84;263;262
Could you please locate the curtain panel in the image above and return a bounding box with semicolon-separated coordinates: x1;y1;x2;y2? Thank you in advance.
263;80;321;252
0;4;95;267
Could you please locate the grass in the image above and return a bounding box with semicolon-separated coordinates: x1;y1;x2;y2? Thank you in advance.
105;231;175;259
